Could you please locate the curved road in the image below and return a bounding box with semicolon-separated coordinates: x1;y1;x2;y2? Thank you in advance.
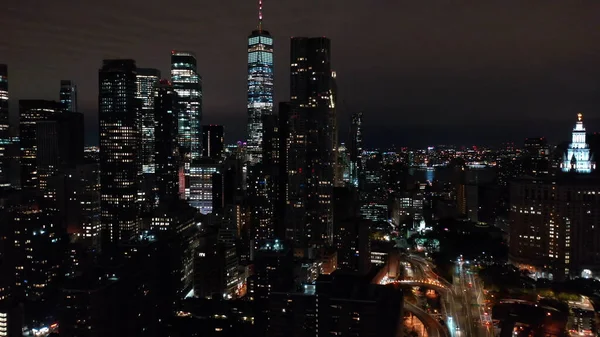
405;301;449;337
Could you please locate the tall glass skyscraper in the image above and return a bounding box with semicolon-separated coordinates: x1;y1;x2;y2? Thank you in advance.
246;0;274;164
59;80;78;112
0;65;9;187
136;68;161;174
171;51;202;160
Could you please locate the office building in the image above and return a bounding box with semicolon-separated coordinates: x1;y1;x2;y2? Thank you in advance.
171;51;202;160
136;68;161;174
509;175;600;280
19;100;63;190
36;112;84;192
246;0;274;164
523;137;551;177
0;65;8;188
187;159;221;214
59;80;78;112
562;113;595;174
98;59;140;245
202;125;224;160
154;80;180;202
286;37;337;247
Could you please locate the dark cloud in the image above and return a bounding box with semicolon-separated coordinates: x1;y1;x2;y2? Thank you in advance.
2;0;599;146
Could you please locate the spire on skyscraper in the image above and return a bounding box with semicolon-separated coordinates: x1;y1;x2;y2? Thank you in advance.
258;0;263;31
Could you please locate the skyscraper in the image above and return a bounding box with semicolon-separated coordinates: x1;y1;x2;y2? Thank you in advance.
350;112;363;187
154;80;180;202
59;80;78;112
99;59;140;245
246;0;274;164
171;51;202;160
562;113;595;174
36;112;84;192
202;125;224;160
0;65;9;187
19;100;63;190
136;68;161;174
286;37;337;247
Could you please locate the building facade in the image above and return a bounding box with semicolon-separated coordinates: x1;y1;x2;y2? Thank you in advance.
562;113;595;174
136;68;161;174
0;65;9;188
246;4;274;164
286;37;337;247
59;80;78;112
509;176;600;280
171;51;202;161
19;100;63;190
202;125;224;160
98;59;140;245
154;80;180;203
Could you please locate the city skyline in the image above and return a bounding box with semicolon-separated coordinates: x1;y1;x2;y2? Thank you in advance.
2;0;599;146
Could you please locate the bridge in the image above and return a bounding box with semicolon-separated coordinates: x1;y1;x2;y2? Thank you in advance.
404;301;449;337
382;278;450;294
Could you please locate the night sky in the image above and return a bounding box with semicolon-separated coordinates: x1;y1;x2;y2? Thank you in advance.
2;0;600;147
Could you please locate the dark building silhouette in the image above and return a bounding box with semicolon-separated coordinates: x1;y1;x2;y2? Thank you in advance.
36;112;84;192
202;125;224;159
267;272;404;337
154;80;180;203
19;100;63;190
59;80;78;112
0;65;9;187
286;37;337;247
349;112;363;188
98;59;140;245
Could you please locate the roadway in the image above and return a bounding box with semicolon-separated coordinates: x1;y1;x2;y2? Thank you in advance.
405;254;493;337
404;301;449;337
454;262;493;337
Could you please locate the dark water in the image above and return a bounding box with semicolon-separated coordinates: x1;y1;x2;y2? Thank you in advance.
408;167;496;184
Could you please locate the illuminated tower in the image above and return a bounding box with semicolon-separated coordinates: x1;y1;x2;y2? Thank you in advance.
562;113;595;174
0;65;8;187
171;51;202;160
136;68;161;174
99;59;140;245
246;0;274;164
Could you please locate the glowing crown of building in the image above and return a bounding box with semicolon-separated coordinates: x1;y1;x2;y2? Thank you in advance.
561;113;595;173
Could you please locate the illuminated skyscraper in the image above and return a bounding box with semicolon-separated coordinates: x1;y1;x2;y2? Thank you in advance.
99;59;140;245
59;80;78;112
0;65;8;187
171;51;202;160
562;113;595;174
136;68;161;174
286;37;337;247
246;0;274;164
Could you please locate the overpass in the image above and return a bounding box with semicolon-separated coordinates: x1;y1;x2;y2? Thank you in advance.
405;301;449;337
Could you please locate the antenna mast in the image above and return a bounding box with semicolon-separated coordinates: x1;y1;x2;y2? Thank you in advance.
258;0;263;31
